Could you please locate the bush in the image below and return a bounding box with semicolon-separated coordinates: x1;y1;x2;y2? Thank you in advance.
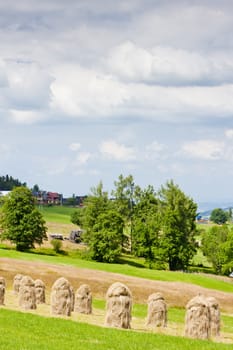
51;239;62;253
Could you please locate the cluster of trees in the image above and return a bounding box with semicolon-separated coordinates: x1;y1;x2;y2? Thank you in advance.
71;175;198;270
0;175;26;191
1;174;233;275
202;225;233;274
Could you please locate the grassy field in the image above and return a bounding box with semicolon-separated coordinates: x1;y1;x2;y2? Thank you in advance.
37;205;76;224
1;246;233;293
1;206;233;348
0;308;232;350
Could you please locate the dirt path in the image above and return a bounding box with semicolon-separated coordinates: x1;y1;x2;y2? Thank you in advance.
1;257;233;313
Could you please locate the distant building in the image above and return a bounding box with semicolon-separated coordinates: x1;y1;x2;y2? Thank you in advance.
33;190;63;205
47;192;63;205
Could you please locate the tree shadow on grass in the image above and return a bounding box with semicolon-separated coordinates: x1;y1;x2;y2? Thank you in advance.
116;256;145;268
28;248;69;257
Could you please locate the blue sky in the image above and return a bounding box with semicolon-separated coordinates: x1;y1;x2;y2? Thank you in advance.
1;0;233;204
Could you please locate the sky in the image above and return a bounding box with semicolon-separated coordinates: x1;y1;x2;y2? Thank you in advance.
1;0;233;206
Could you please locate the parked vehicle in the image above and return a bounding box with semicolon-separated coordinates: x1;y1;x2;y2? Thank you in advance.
69;230;83;243
49;233;63;240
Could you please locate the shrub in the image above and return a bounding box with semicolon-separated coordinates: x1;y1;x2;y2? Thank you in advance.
51;239;62;253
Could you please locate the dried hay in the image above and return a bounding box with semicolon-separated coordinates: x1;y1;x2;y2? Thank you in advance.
105;282;132;329
13;274;24;294
70;285;75;311
50;277;72;316
34;279;46;304
18;275;36;310
184;294;210;339
0;277;6;305
207;296;221;337
75;284;92;314
146;292;167;327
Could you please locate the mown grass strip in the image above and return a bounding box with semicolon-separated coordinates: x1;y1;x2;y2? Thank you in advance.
0;308;232;350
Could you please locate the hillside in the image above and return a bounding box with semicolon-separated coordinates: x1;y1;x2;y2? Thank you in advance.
1;254;233;344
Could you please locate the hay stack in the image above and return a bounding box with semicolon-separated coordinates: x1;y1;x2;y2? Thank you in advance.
50;277;72;316
34;279;46;304
0;277;6;305
207;296;221;337
105;282;132;329
184;294;210;339
13;274;24;294
18;275;36;310
146;292;167;327
70;285;75;311
75;284;92;314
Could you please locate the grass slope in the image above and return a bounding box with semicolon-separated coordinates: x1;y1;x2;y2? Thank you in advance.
37;205;76;224
1;247;233;293
0;309;231;350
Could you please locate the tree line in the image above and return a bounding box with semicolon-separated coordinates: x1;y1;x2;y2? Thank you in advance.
0;175;26;191
71;175;198;270
2;174;233;274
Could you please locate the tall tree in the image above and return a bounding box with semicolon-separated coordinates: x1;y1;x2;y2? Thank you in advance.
0;175;26;190
157;180;197;271
0;187;47;251
81;182;110;239
90;210;125;262
112;174;138;252
73;182;125;262
210;208;228;225
132;185;160;268
201;225;232;274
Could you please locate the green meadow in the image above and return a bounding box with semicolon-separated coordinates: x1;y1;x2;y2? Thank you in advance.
1;205;233;348
0;308;232;350
37;205;76;224
1;246;233;293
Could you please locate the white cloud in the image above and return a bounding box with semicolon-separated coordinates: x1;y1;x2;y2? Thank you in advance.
182;140;225;160
225;129;233;139
75;152;91;165
9;109;46;124
106;41;233;86
49;60;233;123
99;140;136;161
132;4;233;50
6;61;53;110
69;143;81;151
50;64;128;117
145;141;166;160
0;60;8;87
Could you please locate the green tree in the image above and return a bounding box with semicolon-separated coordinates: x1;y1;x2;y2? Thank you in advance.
31;184;40;193
73;182;125;262
81;182;110;239
210;208;228;224
201;225;229;274
70;209;82;226
132;185;161;268
89;210;125;262
0;187;47;251
157;180;197;271
111;174;139;252
0;174;26;190
227;208;233;222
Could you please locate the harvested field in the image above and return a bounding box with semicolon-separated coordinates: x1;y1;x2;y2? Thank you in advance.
1;258;233;311
0;257;233;343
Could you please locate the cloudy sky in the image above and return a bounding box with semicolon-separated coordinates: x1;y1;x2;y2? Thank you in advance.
1;0;233;205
